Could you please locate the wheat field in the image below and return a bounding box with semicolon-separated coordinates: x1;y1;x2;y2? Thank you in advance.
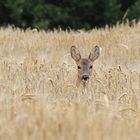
0;22;140;140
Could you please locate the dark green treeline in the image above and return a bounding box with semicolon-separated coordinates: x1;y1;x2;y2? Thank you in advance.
0;0;140;30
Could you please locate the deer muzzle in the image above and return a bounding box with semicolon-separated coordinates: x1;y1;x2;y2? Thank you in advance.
82;75;89;81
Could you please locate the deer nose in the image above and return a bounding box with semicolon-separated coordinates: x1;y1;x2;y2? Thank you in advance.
82;75;89;81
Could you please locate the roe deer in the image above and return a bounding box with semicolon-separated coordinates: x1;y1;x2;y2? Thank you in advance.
70;45;100;87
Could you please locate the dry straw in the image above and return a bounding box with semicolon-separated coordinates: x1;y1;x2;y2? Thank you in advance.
0;22;139;140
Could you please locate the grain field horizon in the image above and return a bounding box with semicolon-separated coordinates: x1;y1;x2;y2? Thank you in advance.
0;22;140;140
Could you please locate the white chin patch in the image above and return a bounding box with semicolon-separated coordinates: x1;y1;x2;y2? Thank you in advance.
82;79;89;83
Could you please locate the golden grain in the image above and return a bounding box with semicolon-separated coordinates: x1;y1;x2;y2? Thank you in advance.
0;22;139;140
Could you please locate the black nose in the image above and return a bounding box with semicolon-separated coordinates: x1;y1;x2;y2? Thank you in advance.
82;75;89;81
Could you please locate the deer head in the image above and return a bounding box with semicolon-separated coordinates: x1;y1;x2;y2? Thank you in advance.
70;45;100;87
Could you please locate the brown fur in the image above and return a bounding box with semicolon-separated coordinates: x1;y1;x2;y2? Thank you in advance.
71;45;100;87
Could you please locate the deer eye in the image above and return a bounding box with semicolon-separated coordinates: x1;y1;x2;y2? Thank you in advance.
77;66;81;69
89;65;93;69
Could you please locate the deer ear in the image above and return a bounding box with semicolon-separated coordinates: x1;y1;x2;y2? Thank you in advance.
89;46;100;62
70;46;81;62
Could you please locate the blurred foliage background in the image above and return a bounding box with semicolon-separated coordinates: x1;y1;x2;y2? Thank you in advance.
0;0;140;30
